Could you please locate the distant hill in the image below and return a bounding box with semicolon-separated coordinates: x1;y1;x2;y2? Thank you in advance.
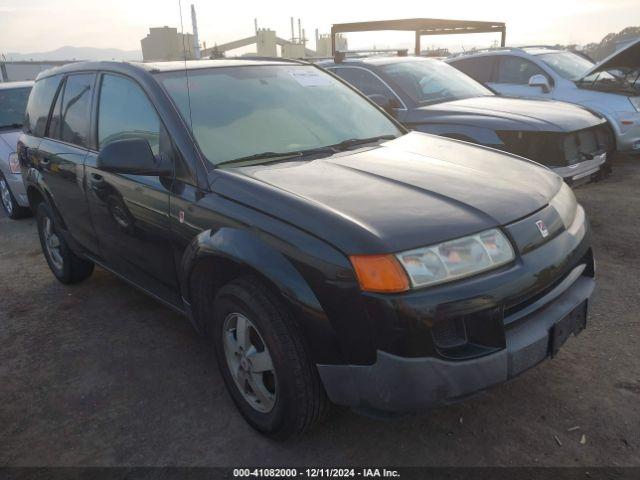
3;46;142;62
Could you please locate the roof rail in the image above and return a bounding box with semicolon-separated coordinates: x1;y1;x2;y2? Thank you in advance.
227;55;309;64
448;46;523;58
515;45;563;50
334;48;408;63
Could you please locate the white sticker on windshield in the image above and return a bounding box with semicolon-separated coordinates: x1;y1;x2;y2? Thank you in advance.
288;70;333;87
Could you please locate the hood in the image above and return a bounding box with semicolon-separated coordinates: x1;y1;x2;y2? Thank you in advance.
213;132;561;255
580;39;640;80
0;130;21;152
408;96;603;132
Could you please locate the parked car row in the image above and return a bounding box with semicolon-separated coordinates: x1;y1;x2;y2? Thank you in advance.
12;59;596;439
4;43;637;221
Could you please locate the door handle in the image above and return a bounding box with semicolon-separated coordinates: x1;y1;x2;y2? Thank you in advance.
91;173;103;181
40;157;50;165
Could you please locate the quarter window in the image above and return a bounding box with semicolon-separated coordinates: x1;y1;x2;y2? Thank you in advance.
98;74;160;155
48;73;95;148
24;75;61;137
497;57;547;84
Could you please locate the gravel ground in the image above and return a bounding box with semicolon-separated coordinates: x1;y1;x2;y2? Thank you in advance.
0;155;638;467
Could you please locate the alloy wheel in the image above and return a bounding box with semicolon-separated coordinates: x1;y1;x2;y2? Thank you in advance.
43;216;64;271
0;178;13;216
222;312;277;413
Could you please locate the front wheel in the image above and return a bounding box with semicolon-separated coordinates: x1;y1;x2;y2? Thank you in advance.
210;276;330;439
36;202;94;284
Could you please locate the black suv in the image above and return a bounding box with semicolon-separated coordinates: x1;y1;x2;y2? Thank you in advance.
320;56;614;186
19;59;595;438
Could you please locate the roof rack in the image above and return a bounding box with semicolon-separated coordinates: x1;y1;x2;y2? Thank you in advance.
333;48;409;63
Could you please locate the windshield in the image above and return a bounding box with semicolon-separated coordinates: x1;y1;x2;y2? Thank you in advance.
537;52;596;80
158;65;402;165
380;59;493;105
0;87;31;129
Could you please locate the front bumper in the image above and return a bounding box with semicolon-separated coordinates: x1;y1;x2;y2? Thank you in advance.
4;171;28;207
318;267;593;412
553;153;609;186
614;117;640;153
318;203;595;412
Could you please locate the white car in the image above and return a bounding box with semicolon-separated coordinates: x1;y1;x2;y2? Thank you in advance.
447;41;640;154
0;81;33;219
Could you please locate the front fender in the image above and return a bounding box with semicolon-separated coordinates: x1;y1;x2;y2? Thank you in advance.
180;227;352;365
181;227;322;311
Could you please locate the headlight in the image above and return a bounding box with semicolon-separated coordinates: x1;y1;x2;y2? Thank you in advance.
630;97;640;112
8;152;21;174
396;228;515;288
550;182;578;228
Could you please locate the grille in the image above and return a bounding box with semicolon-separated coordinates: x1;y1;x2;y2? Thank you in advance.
432;317;467;349
496;125;614;167
563;124;613;165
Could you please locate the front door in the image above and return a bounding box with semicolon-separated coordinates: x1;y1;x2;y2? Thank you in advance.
487;56;553;99
85;73;181;307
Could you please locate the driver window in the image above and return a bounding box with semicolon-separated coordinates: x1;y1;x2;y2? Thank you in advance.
98;74;160;155
497;57;547;84
331;67;397;100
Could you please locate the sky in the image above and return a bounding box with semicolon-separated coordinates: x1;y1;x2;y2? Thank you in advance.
1;0;638;55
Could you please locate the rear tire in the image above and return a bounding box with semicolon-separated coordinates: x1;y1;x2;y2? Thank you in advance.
208;276;330;439
0;172;30;220
36;202;94;284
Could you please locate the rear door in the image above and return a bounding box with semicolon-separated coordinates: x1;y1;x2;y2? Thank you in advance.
84;72;181;307
488;55;553;99
37;73;100;254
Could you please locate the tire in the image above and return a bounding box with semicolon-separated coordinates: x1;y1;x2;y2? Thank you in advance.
209;276;330;439
0;172;31;220
36;202;94;284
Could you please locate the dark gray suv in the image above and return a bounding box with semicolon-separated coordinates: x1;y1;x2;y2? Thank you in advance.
321;56;614;186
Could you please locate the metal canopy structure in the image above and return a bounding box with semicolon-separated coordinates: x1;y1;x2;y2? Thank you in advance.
330;18;506;56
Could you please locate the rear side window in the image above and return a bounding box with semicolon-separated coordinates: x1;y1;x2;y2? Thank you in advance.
0;87;31;129
24;75;61;137
497;56;547;84
450;57;496;83
50;73;95;148
97;74;160;155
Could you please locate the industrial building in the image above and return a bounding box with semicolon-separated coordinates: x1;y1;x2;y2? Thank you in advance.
140;26;195;62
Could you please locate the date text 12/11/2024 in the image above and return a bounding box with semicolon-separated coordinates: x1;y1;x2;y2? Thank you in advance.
233;468;401;478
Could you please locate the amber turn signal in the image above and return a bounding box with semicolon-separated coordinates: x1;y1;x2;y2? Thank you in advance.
350;254;410;293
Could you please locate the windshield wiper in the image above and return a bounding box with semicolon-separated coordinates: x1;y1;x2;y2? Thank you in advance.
218;151;303;166
217;146;337;167
331;135;397;151
216;135;397;167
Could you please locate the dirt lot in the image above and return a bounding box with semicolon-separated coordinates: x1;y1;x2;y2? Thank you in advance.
0;156;638;467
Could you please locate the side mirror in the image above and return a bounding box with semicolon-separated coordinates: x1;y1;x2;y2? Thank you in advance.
367;93;401;114
528;74;551;93
97;139;170;176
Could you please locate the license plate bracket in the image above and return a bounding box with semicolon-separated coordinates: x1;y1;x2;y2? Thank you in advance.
549;301;588;357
